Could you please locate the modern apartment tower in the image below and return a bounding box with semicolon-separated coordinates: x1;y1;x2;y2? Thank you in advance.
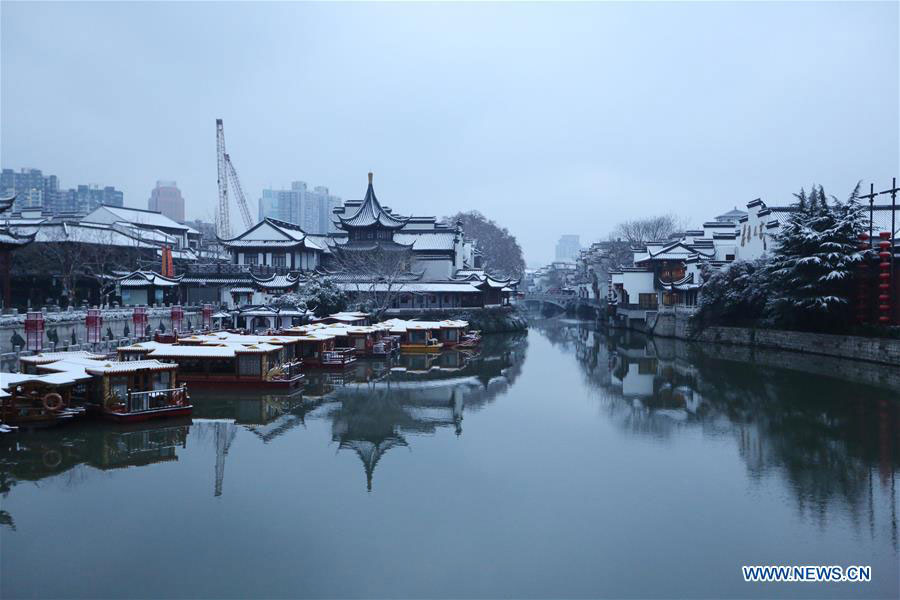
258;181;342;234
1;167;123;214
555;234;581;263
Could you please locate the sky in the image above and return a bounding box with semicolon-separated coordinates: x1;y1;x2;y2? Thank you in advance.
2;1;898;266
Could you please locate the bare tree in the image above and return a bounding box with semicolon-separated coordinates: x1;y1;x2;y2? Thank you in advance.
79;227;148;305
29;224;82;305
609;214;685;246
332;245;414;319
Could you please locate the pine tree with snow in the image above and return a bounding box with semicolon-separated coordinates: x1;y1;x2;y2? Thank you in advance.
765;183;865;331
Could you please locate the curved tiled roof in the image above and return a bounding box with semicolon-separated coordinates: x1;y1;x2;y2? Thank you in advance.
250;273;300;289
117;270;184;288
337;175;409;229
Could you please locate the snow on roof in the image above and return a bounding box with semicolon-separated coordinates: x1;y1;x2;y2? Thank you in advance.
87;205;196;233
394;231;456;251
146;345;237;358
19;350;107;364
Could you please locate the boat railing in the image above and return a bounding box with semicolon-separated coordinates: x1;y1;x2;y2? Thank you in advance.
271;359;304;381
321;348;356;365
125;386;188;413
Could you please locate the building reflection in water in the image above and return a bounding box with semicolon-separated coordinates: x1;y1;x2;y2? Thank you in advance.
320;333;528;491
0;332;528;515
534;319;899;550
0;420;191;529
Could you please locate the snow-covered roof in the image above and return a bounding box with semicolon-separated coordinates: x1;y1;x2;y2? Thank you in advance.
85;205;197;234
394;231;456;251
117;270;183;288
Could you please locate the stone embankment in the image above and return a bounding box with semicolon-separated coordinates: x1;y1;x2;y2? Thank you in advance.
645;311;900;367
0;305;204;354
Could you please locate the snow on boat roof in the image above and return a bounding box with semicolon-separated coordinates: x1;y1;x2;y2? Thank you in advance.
19;350;107;365
146;345;236;358
1;371;86;388
85;360;175;374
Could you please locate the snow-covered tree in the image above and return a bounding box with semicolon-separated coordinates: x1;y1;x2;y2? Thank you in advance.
693;259;768;328
764;183;866;331
268;276;348;318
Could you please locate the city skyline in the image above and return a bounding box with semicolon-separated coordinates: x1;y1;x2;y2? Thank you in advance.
2;2;897;265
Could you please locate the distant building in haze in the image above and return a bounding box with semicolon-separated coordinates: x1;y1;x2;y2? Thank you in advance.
1;168;62;212
1;167;123;215
62;184;124;214
148;180;185;223
555;234;581;262
258;181;342;235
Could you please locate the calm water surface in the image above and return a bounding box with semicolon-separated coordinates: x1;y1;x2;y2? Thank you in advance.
1;322;898;598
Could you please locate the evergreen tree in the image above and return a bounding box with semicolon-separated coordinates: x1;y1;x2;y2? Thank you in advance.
693;259;768;328
765;183;865;331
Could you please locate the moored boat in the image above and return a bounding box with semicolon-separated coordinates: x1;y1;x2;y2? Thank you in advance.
117;333;304;388
16;351;193;423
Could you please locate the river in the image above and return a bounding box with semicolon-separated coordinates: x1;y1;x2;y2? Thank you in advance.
1;321;897;598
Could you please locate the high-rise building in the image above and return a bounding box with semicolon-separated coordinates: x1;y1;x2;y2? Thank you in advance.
1;168;61;212
1;167;124;215
258;181;342;234
62;184;124;214
555;234;581;263
148;180;185;223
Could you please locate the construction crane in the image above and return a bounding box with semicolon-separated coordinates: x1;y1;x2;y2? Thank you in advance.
215;118;253;238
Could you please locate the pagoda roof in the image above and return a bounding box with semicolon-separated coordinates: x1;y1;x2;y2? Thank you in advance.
337;173;409;230
0;195;38;247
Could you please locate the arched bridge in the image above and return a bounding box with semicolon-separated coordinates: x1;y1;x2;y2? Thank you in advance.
521;293;606;311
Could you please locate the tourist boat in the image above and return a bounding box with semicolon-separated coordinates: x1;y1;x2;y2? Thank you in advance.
399;324;444;353
16;351;192;423
0;372;84;428
117;335;304;389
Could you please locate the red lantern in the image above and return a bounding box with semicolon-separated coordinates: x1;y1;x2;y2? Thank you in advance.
171;305;184;334
133;306;148;336
878;232;892;325
86;308;102;344
24;311;44;351
202;304;213;330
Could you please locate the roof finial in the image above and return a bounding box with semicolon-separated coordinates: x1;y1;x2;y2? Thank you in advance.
368;172;373;185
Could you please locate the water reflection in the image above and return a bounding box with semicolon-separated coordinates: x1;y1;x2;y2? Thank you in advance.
535;319;900;549
0;334;528;512
317;334;527;491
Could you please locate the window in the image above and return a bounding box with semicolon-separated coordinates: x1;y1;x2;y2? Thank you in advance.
245;253;258;266
273;253;286;267
152;371;170;390
110;376;128;401
638;293;658;309
725;254;735;261
238;354;261;377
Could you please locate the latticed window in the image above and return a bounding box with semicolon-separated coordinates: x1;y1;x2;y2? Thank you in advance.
273;254;286;267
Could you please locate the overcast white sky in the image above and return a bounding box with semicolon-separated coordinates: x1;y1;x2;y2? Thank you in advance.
2;1;898;265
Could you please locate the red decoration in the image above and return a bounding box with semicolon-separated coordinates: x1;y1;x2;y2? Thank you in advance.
86;308;103;344
132;306;148;334
24;311;44;351
878;232;892;325
171;305;184;333
202;304;213;330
